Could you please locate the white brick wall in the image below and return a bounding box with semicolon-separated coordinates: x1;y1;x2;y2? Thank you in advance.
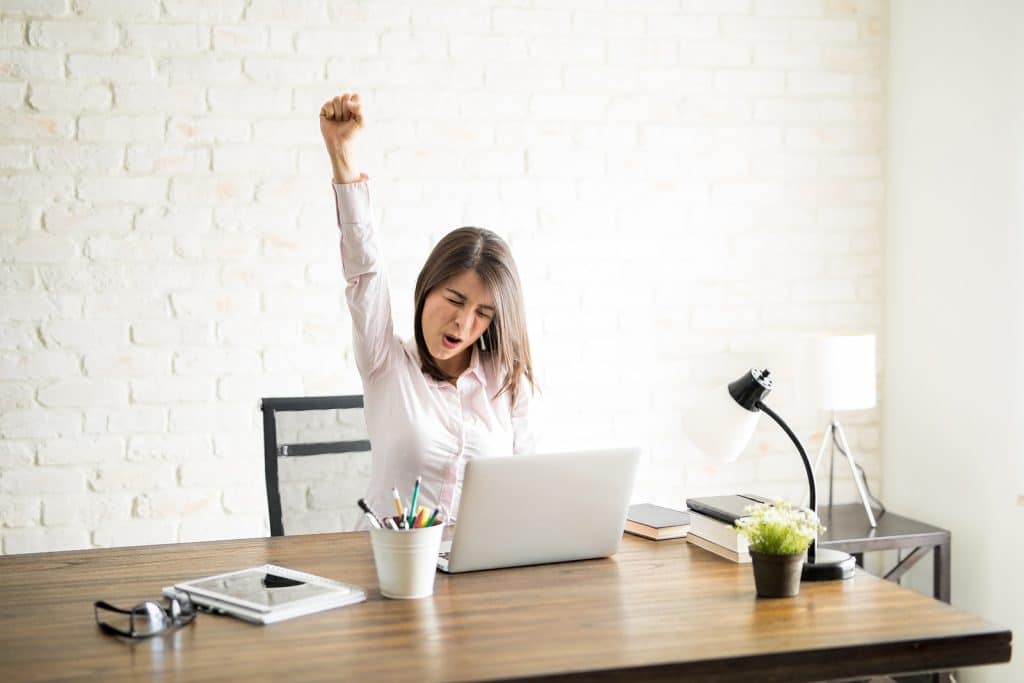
0;0;885;554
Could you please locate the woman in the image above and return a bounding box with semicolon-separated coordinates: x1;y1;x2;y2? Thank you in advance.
319;92;537;526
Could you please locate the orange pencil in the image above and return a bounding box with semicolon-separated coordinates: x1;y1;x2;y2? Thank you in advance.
413;506;428;528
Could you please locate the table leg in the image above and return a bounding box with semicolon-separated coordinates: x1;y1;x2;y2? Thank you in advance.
933;540;953;683
933;540;951;603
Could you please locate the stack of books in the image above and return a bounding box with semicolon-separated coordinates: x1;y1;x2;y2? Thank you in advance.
684;494;772;564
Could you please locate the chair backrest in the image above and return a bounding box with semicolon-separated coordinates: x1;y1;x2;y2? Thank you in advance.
260;395;371;537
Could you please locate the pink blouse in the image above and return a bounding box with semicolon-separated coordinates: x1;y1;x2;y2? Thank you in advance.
333;176;535;527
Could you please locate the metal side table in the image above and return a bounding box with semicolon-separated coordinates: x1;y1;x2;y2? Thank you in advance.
818;503;951;602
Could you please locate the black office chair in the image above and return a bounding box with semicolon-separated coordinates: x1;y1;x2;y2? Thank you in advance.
260;395;371;537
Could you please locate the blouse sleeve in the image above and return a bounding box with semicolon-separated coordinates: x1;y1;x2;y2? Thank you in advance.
333;175;396;381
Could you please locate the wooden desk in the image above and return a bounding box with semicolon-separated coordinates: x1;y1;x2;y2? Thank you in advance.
0;533;1011;682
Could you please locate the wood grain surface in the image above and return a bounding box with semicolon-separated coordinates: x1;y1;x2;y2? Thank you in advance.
0;533;1011;682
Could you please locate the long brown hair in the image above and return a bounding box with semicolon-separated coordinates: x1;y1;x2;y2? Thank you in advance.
413;227;535;406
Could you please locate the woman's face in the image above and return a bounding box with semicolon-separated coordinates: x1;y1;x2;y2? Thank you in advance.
421;269;495;375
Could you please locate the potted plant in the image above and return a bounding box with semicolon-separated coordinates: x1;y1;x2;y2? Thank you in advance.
734;501;825;598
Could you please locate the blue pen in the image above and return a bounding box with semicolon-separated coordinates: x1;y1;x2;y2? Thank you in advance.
407;476;421;528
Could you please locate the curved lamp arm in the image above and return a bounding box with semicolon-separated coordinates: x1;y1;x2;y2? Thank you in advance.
755;400;818;563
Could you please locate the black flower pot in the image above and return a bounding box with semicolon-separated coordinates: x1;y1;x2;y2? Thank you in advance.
750;549;807;598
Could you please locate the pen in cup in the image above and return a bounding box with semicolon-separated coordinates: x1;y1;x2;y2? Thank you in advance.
357;498;383;529
391;488;407;529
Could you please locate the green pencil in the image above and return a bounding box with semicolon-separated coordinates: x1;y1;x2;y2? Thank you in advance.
407;476;421;528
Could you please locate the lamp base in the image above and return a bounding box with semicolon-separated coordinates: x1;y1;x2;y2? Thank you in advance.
801;548;856;581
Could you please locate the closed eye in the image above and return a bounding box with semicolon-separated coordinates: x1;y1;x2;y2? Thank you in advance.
447;298;492;319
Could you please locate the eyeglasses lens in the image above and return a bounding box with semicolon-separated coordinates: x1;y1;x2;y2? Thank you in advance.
168;594;196;621
95;596;195;638
96;601;169;637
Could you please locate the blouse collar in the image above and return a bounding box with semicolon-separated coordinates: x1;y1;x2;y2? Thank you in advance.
403;337;486;385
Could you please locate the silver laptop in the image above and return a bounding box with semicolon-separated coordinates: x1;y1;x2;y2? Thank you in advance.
437;448;639;573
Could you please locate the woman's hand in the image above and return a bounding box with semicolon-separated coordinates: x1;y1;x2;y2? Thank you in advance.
320;92;364;183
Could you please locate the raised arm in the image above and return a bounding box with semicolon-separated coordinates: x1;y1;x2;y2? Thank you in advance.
320;92;396;380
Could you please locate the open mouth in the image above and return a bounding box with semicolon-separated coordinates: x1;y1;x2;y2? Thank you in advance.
442;334;462;349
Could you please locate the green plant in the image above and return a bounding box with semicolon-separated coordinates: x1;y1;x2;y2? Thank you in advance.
734;501;825;555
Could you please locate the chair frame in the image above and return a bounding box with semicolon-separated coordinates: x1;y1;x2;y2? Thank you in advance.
260;395;371;537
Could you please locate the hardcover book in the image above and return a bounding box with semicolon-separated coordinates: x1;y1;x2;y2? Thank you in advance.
687;532;752;564
624;504;690;540
688;511;750;553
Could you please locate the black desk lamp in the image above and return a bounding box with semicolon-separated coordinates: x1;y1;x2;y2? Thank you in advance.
683;368;856;581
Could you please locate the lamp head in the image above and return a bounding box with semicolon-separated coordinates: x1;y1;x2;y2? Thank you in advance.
728;368;774;411
682;368;774;463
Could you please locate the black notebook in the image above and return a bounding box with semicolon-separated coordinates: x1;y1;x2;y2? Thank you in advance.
684;494;773;525
624;504;690;540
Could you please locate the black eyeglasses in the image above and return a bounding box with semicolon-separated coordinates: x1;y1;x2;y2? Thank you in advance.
94;592;197;639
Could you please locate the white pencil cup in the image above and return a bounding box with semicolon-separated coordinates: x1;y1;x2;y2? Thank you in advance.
369;523;444;599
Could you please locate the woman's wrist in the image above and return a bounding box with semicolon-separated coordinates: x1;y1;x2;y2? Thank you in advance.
330;152;360;184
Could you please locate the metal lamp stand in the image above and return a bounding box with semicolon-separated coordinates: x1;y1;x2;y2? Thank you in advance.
813;412;878;528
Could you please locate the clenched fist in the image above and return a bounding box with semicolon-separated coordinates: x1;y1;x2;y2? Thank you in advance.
320;92;363;150
320;92;364;183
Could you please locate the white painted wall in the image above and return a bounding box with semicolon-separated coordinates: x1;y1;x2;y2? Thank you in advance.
885;1;1023;681
1;0;885;553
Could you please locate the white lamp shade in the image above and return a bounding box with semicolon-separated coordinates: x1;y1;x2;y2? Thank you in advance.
820;335;877;410
682;385;761;462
